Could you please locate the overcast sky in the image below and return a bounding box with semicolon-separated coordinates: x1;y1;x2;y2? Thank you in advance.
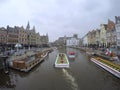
0;0;120;42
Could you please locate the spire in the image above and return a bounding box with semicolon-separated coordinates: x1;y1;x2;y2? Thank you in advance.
26;21;30;30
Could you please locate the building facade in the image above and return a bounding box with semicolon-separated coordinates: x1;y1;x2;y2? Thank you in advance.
87;31;92;46
7;26;19;45
106;19;116;47
82;34;88;47
0;27;7;51
26;23;36;46
30;27;36;46
115;16;120;48
91;30;96;45
100;24;107;47
0;21;48;49
66;34;79;46
40;34;49;46
95;29;100;46
36;32;41;47
0;27;7;44
18;26;28;45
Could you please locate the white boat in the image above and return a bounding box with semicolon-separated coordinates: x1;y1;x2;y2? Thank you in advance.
68;51;76;58
55;53;69;68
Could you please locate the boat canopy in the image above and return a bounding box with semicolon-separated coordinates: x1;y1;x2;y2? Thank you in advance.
69;51;75;55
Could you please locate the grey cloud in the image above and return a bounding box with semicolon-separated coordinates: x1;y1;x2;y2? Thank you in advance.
0;0;120;41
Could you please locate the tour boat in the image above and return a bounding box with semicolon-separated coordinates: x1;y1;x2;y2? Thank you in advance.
55;53;69;68
90;55;120;79
68;51;76;58
9;50;49;72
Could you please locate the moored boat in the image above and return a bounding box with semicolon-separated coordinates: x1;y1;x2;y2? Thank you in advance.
55;53;69;68
90;56;120;79
9;50;49;72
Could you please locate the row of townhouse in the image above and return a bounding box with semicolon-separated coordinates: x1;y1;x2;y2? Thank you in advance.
0;22;49;49
82;16;120;48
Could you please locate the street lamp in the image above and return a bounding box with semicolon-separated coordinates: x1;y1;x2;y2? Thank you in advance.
15;43;22;51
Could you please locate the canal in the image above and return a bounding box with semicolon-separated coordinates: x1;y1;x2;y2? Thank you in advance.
0;47;120;90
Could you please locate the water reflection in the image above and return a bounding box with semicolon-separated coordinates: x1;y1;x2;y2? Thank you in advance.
0;71;16;89
69;58;76;62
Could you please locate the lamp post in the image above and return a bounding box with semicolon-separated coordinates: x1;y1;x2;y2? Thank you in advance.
15;43;22;52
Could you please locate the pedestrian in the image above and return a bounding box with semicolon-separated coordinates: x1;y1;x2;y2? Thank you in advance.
105;48;109;55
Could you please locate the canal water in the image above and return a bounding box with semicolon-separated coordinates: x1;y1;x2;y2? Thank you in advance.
0;47;120;90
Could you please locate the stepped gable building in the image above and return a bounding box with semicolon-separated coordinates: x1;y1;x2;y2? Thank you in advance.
107;19;116;47
100;24;107;47
7;25;19;45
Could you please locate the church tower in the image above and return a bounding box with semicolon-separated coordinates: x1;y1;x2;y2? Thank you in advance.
26;21;30;30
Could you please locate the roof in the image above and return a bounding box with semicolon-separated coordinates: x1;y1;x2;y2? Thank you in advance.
107;19;115;31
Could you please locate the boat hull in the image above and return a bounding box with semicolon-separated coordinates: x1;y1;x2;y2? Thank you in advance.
55;53;69;68
55;63;69;68
90;58;120;79
68;55;75;58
